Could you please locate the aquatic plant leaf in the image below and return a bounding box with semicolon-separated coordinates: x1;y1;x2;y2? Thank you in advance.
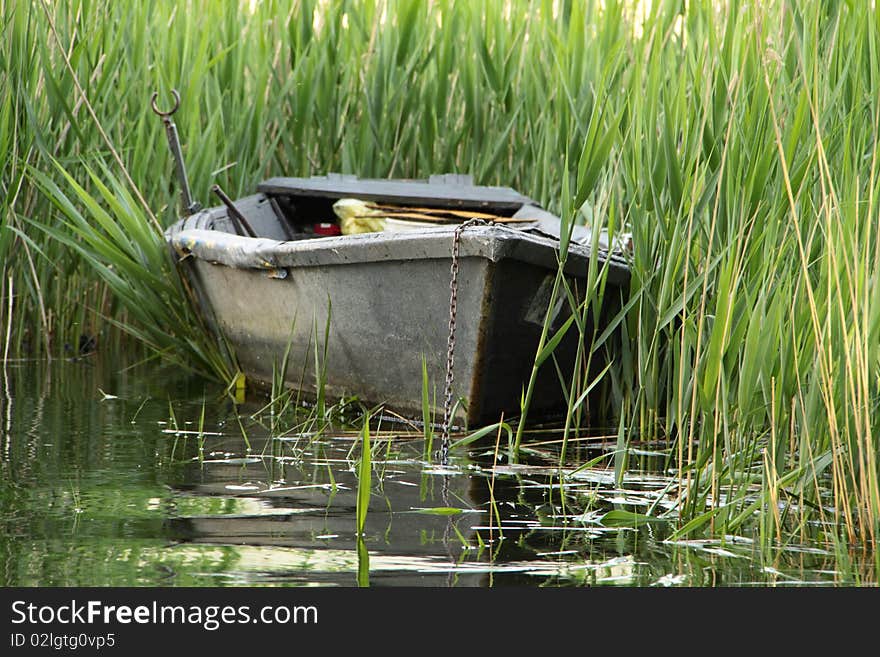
668;508;723;540
599;510;668;528
356;537;370;588
535;312;576;367
408;507;464;516
449;421;512;450
421;354;433;455
355;418;371;536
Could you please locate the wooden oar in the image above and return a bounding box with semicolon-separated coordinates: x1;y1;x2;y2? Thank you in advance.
359;203;539;223
355;211;535;224
367;203;500;219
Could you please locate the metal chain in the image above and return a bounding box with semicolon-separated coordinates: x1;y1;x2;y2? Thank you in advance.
440;218;492;465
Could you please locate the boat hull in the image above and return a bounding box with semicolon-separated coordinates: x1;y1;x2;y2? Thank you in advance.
169;223;628;427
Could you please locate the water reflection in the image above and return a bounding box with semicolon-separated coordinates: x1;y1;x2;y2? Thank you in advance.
0;357;874;586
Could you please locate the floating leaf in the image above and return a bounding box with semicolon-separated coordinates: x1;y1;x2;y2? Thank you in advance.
408;507;465;516
600;510;669;528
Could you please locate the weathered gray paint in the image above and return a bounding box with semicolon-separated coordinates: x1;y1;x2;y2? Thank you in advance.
166;176;630;426
257;174;533;211
170;224;628;284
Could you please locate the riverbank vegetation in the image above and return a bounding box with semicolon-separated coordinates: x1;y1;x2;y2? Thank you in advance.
2;0;878;556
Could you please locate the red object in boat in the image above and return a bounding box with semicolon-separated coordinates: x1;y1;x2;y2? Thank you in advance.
313;222;341;236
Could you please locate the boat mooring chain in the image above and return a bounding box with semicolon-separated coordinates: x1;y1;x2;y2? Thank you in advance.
440;218;493;466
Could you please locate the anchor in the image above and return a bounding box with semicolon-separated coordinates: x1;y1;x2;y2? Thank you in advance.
151;89;201;216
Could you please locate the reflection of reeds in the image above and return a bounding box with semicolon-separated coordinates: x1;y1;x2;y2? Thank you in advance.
2;0;878;550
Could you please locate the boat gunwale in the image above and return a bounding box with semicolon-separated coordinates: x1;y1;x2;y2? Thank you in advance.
167;224;630;283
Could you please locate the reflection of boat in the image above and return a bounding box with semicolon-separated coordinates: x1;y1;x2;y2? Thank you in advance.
166;174;629;426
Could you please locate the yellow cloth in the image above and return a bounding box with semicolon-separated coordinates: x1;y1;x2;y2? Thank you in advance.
333;198;386;234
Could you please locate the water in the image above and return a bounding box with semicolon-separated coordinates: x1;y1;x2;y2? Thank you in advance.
1;356;874;586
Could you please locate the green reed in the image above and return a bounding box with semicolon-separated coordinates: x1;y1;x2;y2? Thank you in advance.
1;0;879;551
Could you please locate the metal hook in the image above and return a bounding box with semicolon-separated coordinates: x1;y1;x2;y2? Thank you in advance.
150;88;200;215
150;89;181;117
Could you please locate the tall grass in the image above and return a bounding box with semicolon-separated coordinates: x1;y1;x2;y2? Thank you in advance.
602;1;880;549
0;0;618;358
1;0;879;548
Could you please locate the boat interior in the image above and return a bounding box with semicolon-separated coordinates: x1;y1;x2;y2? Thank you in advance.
197;174;549;243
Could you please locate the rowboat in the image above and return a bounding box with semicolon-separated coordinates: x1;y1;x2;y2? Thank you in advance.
165;173;630;427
